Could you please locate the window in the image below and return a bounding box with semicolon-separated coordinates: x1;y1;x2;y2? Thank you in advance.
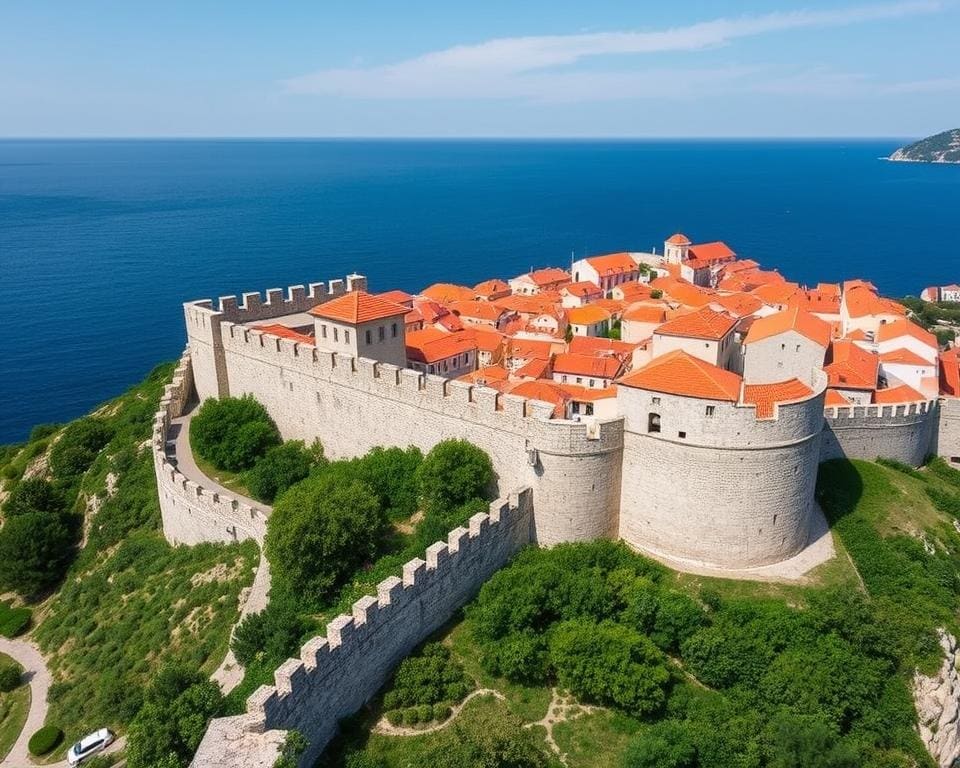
392;323;398;338
365;329;372;345
321;324;327;339
379;326;385;341
781;343;786;350
648;413;661;433
576;377;583;384
585;404;594;416
345;330;350;344
589;379;595;387
572;402;580;414
652;396;661;405
796;344;801;352
705;405;715;416
678;431;686;438
561;375;568;383
333;327;339;342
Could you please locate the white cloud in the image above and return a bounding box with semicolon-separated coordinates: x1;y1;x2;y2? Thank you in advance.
283;0;943;101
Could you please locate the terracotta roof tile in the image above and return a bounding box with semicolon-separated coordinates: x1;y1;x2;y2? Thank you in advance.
585;252;638;277
842;285;905;319
743;378;813;419
568;336;637;357
514;357;551;379
458;366;509;386
253;324;315;346
623;304;668;324
687;241;736;263
309;291;409;324
711;292;764;318
654;306;737;341
563;281;604;298
405;328;477;364
824;339;878;390
553;353;622;380
824;388;852;407
505;380;569;417
473;279;511;299
567;305;612;325
752;282;801;306
743;307;832;347
421;283;478;303
666;233;691;245
558;383;619;401
448;300;510;323
875;318;938;349
618;350;742;401
940;348;960;396
879;347;936;367
873;384;927;404
515;267;571;287
376;290;413;306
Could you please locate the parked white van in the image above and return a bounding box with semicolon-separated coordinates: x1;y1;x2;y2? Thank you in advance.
67;728;115;766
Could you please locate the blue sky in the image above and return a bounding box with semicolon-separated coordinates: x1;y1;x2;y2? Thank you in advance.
1;0;957;137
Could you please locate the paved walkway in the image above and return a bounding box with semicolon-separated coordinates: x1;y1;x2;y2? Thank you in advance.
169;405;274;694
0;637;50;768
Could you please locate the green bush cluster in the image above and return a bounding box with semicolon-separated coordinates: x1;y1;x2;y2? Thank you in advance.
0;660;22;692
190;395;281;472
126;665;224;768
0;600;32;637
28;725;63;756
49;418;113;478
382;643;473;713
386;702;451;727
244;440;324;503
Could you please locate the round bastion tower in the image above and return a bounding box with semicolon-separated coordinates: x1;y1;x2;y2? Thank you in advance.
616;350;826;569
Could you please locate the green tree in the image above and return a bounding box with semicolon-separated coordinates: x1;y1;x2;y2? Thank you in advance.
126;665;224;768
244;441;318;503
622;721;697;768
49;417;113;478
0;661;21;692
3;477;65;517
416;439;493;515
762;712;859;768
0;511;74;596
352;446;423;521
231;594;312;667
549;619;671;716
420;704;550;768
265;471;385;605
190;395;281;472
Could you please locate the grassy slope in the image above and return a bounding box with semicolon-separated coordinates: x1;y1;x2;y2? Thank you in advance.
0;364;257;752
324;457;960;768
0;653;29;762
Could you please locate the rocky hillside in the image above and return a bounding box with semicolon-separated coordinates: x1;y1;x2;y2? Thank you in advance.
889;129;960;163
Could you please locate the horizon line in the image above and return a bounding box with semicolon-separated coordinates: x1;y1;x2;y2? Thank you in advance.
0;134;920;142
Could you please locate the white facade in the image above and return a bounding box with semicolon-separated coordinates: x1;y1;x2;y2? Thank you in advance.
651;330;735;368
315;316;407;369
742;331;827;385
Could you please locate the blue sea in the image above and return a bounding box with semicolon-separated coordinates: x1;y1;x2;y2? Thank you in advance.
1;139;958;443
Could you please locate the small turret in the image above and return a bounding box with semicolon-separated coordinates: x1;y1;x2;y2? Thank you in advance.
663;233;691;265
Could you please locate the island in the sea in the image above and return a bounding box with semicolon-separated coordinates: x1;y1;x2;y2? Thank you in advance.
888;128;960;163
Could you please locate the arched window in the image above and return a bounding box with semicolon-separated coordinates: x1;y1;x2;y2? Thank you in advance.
648;413;661;433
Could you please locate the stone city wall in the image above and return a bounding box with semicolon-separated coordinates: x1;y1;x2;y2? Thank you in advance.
184;284;623;547
152;351;268;545
821;399;937;467
190;489;535;768
936;397;960;467
617;372;826;568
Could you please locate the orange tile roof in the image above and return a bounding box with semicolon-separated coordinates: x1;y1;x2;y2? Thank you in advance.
553;353;622;380
505;380;569;417
376;290;414;306
309;291;409;324
473;279;510;299
844;328;869;341
879;347;935;367
458;365;509;386
618;350;742;402
448;300;509;323
421;283;478;304
567;305;612;325
666;233;691;245
824;388;852;407
940;348;960;396
493;293;561;316
648;276;713;308
743;307;832;348
592;298;627;315
789;288;841;315
623;303;668;324
842;285;905;319
508;338;557;361
654;306;737;341
616;283;654;301
563;281;604;298
585;252;638;277
711;292;763;318
516;267;571;287
253;324;315;346
824;339;878;390
514;357;551;379
688;241;736;263
752;281;801;306
875;318;938;349
462;327;505;354
743;378;814;419
723;259;760;275
405;328;477;364
873;384;927;404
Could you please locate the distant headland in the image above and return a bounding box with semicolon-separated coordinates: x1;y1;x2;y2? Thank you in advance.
888;129;960;164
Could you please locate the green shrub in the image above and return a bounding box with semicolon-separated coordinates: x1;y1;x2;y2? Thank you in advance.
622;720;697;768
415;439;493;515
3;477;65;517
244;441;318;503
28;725;64;756
926;486;960;518
0;601;32;637
0;661;22;692
0;511;74;596
432;702;451;722
265;470;386;606
351;446;424;521
405;706;420;725
416;703;433;723
875;457;925;479
274;730;307;768
190;395;280;472
382;642;474;709
29;423;61;441
231;594;313;667
386;709;403;726
49;418;112;478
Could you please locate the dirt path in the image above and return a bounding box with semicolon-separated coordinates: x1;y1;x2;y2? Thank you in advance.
371;689;506;736
523;688;600;766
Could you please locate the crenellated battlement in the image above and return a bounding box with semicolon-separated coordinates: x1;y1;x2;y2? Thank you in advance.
825;399;936;419
190;490;534;768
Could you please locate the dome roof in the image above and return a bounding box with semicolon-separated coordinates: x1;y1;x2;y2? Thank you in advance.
666;233;691;245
